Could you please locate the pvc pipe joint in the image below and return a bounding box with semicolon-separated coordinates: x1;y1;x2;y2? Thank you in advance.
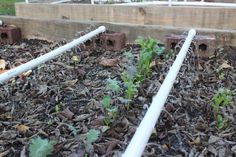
122;29;196;157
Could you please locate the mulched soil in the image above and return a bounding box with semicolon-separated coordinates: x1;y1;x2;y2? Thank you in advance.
0;38;235;157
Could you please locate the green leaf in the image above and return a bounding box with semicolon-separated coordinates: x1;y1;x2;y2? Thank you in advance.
123;51;134;60
29;137;54;157
55;104;60;113
217;115;224;129
135;36;145;49
211;88;233;113
66;124;77;136
101;95;111;109
106;79;120;92
106;106;117;113
155;45;165;55
135;37;160;82
216;115;228;129
86;129;100;144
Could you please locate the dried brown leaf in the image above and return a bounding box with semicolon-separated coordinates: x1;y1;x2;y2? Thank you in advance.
22;70;32;77
64;79;78;86
149;61;156;68
16;124;30;134
99;57;119;67
0;59;6;70
71;55;81;62
189;137;201;145
220;62;232;69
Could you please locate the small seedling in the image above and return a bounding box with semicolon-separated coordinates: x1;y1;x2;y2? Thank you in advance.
121;71;138;107
123;50;134;61
101;95;118;125
136;36;156;52
106;78;120;94
101;95;112;109
216;114;228;129
29;137;54;157
211;88;233;113
86;129;100;144
211;88;233;129
136;36;164;56
101;78;120;124
55;104;60;113
135;37;164;82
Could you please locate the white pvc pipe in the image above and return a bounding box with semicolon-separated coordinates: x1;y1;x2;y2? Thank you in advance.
0;26;106;84
122;29;196;157
168;0;172;7
0;20;3;26
116;1;236;7
51;0;72;4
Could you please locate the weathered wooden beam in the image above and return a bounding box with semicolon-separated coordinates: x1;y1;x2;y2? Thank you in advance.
15;3;236;30
0;16;235;47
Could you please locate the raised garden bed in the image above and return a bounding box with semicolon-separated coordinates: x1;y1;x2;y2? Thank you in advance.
0;37;235;156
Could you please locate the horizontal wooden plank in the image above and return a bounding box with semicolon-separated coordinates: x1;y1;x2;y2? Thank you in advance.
15;3;236;30
0;16;235;47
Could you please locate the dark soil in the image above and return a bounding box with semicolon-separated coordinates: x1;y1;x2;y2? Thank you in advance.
0;38;235;157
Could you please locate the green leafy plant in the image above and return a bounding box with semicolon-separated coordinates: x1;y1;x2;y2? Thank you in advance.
101;37;164;113
29;137;54;157
101;79;120;124
211;88;233;129
216;114;228;130
211;88;233;113
101;95;112;109
101;95;117;125
106;79;120;94
86;129;100;144
136;36;157;52
121;71;138;108
55;103;60;113
123;50;134;61
135;37;164;82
